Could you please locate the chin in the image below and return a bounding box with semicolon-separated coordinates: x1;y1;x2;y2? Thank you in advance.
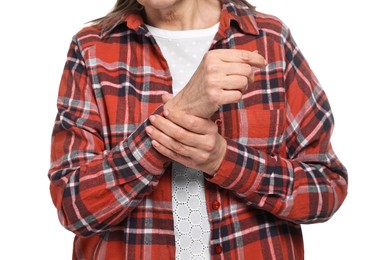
141;0;182;10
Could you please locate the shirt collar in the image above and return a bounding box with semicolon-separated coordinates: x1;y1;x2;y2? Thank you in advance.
100;1;259;38
218;2;259;37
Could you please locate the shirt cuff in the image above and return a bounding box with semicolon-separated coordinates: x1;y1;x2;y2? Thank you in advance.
206;138;264;195
123;105;171;175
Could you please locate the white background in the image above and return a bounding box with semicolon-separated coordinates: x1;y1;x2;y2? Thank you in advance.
0;0;388;259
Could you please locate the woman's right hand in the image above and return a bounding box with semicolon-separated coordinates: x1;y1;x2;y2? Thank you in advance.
164;49;267;118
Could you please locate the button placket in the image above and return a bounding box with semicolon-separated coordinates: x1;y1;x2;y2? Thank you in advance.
206;185;223;257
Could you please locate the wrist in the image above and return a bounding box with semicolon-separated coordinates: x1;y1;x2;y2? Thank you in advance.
164;91;185;112
206;137;227;177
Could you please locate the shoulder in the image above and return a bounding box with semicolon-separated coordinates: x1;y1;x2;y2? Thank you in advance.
253;10;290;41
71;25;103;49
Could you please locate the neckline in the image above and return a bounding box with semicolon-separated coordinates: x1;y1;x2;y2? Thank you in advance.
145;23;220;39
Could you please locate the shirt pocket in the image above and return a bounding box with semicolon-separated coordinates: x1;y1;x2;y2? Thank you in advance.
223;106;285;153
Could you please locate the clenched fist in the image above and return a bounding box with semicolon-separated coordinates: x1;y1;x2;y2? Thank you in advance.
164;49;267;118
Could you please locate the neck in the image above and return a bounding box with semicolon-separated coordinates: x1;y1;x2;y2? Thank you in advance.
144;0;222;30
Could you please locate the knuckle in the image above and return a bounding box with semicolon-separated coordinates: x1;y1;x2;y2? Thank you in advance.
172;142;184;153
206;88;220;104
232;92;243;102
174;128;187;141
187;117;197;128
203;139;216;152
242;64;253;76
199;152;210;162
239;76;248;87
205;63;218;74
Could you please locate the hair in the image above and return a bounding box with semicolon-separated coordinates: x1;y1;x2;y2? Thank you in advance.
92;0;255;30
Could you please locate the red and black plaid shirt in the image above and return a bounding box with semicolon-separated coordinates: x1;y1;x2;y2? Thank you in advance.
49;2;348;259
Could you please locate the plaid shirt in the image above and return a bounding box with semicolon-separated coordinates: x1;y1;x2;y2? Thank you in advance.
49;2;348;259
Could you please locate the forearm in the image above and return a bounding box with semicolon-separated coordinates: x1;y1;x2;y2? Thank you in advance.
49;107;170;237
207;139;348;224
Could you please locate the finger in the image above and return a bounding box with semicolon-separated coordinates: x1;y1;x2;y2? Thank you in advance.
151;140;198;170
163;110;217;135
219;89;243;105
219;75;249;92
224;62;255;83
213;62;255;83
211;49;267;67
149;114;206;147
151;139;185;161
147;126;199;158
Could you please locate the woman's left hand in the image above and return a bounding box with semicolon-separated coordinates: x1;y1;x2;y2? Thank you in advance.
145;109;226;176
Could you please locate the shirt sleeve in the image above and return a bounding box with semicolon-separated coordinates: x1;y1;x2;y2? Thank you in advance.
207;27;348;224
48;37;170;237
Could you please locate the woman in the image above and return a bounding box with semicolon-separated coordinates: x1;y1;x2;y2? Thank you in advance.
49;0;348;259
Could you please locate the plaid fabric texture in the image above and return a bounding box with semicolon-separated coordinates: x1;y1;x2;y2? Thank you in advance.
49;2;348;259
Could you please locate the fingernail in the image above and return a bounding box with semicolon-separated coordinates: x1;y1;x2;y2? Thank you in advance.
163;109;169;117
152;140;160;148
145;126;153;135
149;115;156;122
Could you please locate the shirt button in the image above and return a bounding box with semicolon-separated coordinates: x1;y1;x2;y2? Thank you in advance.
212;201;220;210
215;245;223;254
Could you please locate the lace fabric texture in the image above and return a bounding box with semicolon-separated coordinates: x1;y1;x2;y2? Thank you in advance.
144;23;219;259
172;162;211;259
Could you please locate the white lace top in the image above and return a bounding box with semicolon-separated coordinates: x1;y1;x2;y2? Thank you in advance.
146;23;219;259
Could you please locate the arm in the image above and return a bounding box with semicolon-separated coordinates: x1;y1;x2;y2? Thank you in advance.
207;28;348;223
210;129;346;224
147;102;346;224
48;37;170;237
147;29;347;224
